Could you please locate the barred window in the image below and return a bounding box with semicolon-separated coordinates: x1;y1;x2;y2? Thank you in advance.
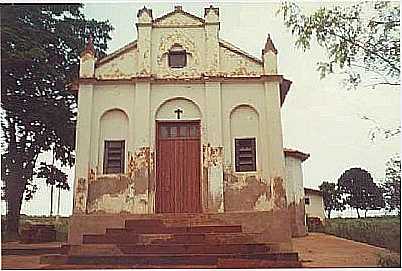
235;138;256;172
103;140;125;174
168;45;187;68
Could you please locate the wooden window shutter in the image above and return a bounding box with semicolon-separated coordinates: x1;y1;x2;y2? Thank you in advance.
168;50;187;68
235;138;256;172
103;140;125;174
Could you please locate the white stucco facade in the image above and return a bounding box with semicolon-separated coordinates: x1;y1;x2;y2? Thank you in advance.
72;6;308;225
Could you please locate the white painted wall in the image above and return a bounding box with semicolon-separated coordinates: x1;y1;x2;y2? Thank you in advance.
285;156;305;206
305;192;326;221
91;84;134;173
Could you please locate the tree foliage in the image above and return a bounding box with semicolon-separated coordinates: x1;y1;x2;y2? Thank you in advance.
382;154;401;215
1;4;113;238
278;1;400;88
319;181;345;219
337;167;385;218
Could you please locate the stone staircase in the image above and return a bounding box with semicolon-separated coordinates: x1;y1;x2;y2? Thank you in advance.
41;215;301;268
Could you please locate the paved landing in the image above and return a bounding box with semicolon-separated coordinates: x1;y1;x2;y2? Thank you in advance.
293;232;397;268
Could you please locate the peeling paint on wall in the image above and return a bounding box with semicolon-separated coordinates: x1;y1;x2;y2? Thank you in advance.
73;177;87;213
219;47;262;77
88;168;96;183
288;198;307;237
202;144;223;167
272;177;287;210
86;147;153;214
155;30;201;78
203;144;224;213
95;49;138;79
87;174;149;214
133;147;151;174
223;169;272;212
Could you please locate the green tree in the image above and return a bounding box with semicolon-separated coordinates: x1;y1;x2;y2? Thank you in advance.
382;154;401;215
278;1;400;88
1;4;113;239
318;181;345;219
338;167;385;218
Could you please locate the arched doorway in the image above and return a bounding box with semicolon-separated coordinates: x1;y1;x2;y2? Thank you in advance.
155;98;202;213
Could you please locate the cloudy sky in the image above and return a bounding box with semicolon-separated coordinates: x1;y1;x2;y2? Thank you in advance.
9;1;400;217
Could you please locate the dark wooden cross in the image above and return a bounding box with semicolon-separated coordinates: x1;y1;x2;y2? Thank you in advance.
174;108;183;119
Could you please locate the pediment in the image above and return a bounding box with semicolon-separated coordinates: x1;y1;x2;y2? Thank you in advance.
219;40;263;77
95;41;138;80
153;11;204;27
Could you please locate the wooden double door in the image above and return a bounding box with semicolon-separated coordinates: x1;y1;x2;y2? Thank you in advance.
156;121;202;213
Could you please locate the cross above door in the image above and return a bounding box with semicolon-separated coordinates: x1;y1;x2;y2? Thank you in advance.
174;108;183;119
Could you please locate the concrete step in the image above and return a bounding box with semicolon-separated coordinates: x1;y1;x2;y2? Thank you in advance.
41;254;301;268
1;245;68;256
83;232;263;245
124;219;165;229
118;243;272;254
217;258;303;268
106;224;242;235
69;243;274;255
83;234;140;244
64;252;299;265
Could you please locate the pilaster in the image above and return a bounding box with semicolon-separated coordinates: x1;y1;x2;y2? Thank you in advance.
133;81;152;213
264;81;287;210
204;6;220;75
204;81;224;213
136;7;153;76
73;83;94;214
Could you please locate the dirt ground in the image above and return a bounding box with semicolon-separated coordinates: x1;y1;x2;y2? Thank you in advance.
293;232;398;268
1;233;400;269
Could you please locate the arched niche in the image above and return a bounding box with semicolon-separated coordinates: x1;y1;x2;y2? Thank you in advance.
230;105;259;138
155;97;201;121
98;109;129;173
229;105;260;171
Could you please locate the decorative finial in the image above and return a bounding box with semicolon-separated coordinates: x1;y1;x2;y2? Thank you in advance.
137;6;153;18
263;34;278;55
81;34;95;57
204;5;219;17
174;5;182;11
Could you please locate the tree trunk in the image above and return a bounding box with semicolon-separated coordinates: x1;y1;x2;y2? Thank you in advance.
4;117;29;240
356;208;360;218
6;197;23;240
5;170;25;240
364;209;368;218
328;210;331;219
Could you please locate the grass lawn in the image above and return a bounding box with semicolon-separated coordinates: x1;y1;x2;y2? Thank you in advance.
323;216;401;253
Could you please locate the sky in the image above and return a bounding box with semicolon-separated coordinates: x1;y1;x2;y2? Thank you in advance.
3;1;399;218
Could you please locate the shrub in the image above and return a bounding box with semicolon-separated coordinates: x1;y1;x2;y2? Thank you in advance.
324;216;400;252
307;216;324;232
377;252;401;267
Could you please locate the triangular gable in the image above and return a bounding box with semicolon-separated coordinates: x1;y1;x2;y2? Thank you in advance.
95;41;138;79
96;40;137;67
219;39;263;77
219;39;263;65
153;9;204;27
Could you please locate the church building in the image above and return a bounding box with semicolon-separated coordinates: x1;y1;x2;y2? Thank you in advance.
69;5;309;254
